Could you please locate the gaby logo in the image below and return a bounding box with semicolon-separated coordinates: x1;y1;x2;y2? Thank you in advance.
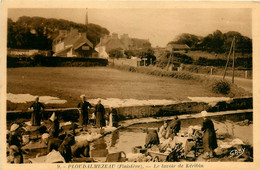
230;147;245;157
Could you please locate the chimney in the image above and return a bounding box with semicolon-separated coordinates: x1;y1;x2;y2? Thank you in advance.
85;8;88;26
112;33;118;39
121;34;129;39
85;8;88;37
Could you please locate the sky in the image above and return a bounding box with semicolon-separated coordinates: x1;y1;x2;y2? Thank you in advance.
8;8;252;47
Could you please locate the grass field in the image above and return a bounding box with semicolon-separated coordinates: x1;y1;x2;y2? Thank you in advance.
7;67;229;110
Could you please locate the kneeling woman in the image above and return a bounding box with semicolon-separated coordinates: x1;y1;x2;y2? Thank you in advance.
144;129;160;148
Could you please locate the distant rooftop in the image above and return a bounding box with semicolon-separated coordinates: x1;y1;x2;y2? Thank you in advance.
167;43;190;50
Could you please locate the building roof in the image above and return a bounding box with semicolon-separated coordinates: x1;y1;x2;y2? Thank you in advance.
167;43;190;50
53;29;93;56
53;46;71;56
131;38;151;46
73;36;93;50
96;34;151;51
96;34;125;52
53;30;68;42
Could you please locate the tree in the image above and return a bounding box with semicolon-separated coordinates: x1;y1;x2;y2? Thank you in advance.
167;30;252;54
168;33;201;48
199;30;225;53
211;30;224;53
124;49;137;59
7;16;110;50
138;48;156;66
223;31;252;54
196;30;252;54
108;48;124;63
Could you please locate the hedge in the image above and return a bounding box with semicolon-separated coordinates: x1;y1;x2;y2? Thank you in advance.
7;55;108;67
194;57;252;69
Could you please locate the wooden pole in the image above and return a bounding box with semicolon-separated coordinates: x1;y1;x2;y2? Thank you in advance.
232;36;236;83
166;50;172;71
223;37;235;80
171;52;174;70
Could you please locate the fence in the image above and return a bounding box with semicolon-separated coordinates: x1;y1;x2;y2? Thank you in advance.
182;64;252;79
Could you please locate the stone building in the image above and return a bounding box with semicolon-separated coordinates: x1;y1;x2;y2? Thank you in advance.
95;33;151;58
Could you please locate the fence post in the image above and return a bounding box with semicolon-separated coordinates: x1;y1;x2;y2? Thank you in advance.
245;70;248;79
210;68;213;75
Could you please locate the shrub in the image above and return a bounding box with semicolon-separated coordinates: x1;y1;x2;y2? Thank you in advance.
211;80;231;94
173;53;194;64
108;48;124;59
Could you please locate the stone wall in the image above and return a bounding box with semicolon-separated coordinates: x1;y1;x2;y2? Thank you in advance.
7;97;253;124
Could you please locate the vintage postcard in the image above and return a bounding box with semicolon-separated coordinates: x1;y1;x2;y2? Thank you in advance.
1;0;260;170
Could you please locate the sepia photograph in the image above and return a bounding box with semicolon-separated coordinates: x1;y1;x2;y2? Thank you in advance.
2;1;258;168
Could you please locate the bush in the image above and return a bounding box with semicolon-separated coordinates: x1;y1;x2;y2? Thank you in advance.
173;53;194;64
211;80;231;94
108;48;124;59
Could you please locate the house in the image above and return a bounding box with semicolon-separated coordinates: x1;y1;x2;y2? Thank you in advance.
52;28;97;58
131;38;151;50
120;34;151;50
166;43;190;52
95;33;151;58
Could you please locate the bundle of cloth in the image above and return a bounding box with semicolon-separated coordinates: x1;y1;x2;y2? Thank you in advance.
29;150;66;163
158;125;202;157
